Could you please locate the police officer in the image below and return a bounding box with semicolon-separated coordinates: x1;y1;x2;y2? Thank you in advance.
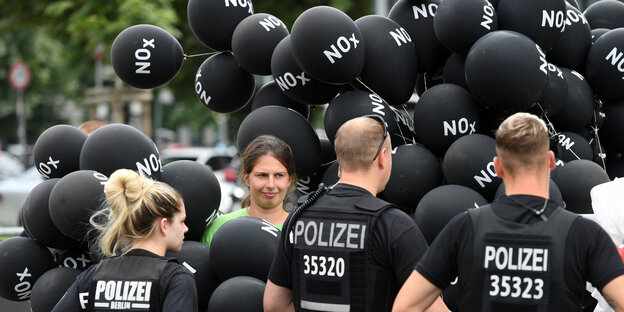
264;116;448;311
393;113;624;311
52;169;198;311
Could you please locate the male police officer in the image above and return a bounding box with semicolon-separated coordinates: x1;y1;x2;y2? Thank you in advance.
264;116;448;311
393;113;624;311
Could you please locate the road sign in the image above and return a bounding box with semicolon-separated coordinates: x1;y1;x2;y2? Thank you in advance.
9;61;31;90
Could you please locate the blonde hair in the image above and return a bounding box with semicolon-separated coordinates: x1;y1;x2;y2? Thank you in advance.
335;117;390;172
495;113;550;175
90;169;182;257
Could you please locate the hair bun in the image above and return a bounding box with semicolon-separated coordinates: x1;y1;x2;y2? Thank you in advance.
105;169;152;203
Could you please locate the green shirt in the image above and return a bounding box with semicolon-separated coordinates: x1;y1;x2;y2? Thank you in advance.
201;208;284;246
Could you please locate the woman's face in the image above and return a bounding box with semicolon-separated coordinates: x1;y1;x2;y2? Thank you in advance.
165;202;188;253
244;155;292;210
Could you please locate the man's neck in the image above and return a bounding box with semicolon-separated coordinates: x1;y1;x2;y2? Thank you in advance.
338;171;379;196
504;174;549;198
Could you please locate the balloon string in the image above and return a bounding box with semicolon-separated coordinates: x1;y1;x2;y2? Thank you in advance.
592;109;607;171
183;52;218;59
353;78;410;145
536;103;582;161
401;104;415;125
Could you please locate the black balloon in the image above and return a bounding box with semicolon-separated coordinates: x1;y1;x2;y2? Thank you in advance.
606;157;624;179
603;101;624;154
443;134;501;200
271;36;340;105
591;28;610;43
495;180;563;203
166;241;220;311
30;267;81;312
33;125;87;179
22;178;79;249
208;276;265;312
565;0;580;9
232;13;289;75
53;246;94;270
496;0;566;51
0;237;55;301
237;105;321;178
538;63;568;116
295;138;336;195
551;159;610;213
415;70;445;96
195;52;255;113
355;15;418;106
49;170;108;241
550;68;594;132
585;28;624;101
414;185;488;244
389;0;449;75
583;0;624;30
323;90;400;147
160;160;221;242
187;0;253;51
251;81;309;119
80;124;161;179
434;0;498;54
443;53;468;90
413;84;481;156
210;217;279;282
290;6;365;84
383;144;442;213
465;31;548;112
547;4;592;73
390;106;417;145
553;131;593;162
110;24;184;89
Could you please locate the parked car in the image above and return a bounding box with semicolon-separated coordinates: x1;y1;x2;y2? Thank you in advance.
159;146;243;214
0;166;43;226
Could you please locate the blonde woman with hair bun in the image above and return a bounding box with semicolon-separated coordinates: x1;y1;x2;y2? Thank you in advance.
52;169;198;312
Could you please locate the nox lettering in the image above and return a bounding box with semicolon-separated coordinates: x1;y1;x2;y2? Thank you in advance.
484;246;549;272
389;27;412;46
93;171;108;186
296;177;311;193
557;134;575;150
474;161;497;188
136;154;161;177
15;268;32;300
412;3;438;19
224;0;253;14
369;93;386;116
135;38;155;74
547;63;564;79
605;47;624;78
481;2;495;30
536;44;548;75
323;33;360;64
274;72;310;91
259;16;283;32
195;69;212;106
541;10;565;29
261;220;279;237
38;156;60;178
443;118;476;136
566;9;587;26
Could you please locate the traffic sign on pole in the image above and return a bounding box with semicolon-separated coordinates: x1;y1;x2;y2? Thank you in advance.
9;61;31;91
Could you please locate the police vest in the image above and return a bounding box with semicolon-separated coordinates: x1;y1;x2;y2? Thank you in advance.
86;252;171;311
290;193;394;312
461;204;580;312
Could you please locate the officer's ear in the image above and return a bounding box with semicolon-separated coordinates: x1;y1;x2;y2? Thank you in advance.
377;146;389;170
494;156;505;178
548;151;556;171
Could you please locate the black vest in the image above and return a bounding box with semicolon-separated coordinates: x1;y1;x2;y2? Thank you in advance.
460;205;580;312
85;251;171;312
290;193;393;311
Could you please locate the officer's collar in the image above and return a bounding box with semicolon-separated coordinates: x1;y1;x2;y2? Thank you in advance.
330;183;372;196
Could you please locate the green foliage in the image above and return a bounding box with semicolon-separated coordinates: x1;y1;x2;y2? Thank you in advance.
1;0;373;146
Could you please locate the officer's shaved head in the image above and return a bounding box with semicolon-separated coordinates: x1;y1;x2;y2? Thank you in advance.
495;113;550;175
335;116;390;172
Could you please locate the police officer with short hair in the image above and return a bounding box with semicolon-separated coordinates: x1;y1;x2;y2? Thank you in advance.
264;116;448;311
393;113;624;311
52;169;197;311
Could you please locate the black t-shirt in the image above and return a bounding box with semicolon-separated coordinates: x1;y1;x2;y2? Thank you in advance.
51;249;198;312
416;195;624;303
268;183;429;303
